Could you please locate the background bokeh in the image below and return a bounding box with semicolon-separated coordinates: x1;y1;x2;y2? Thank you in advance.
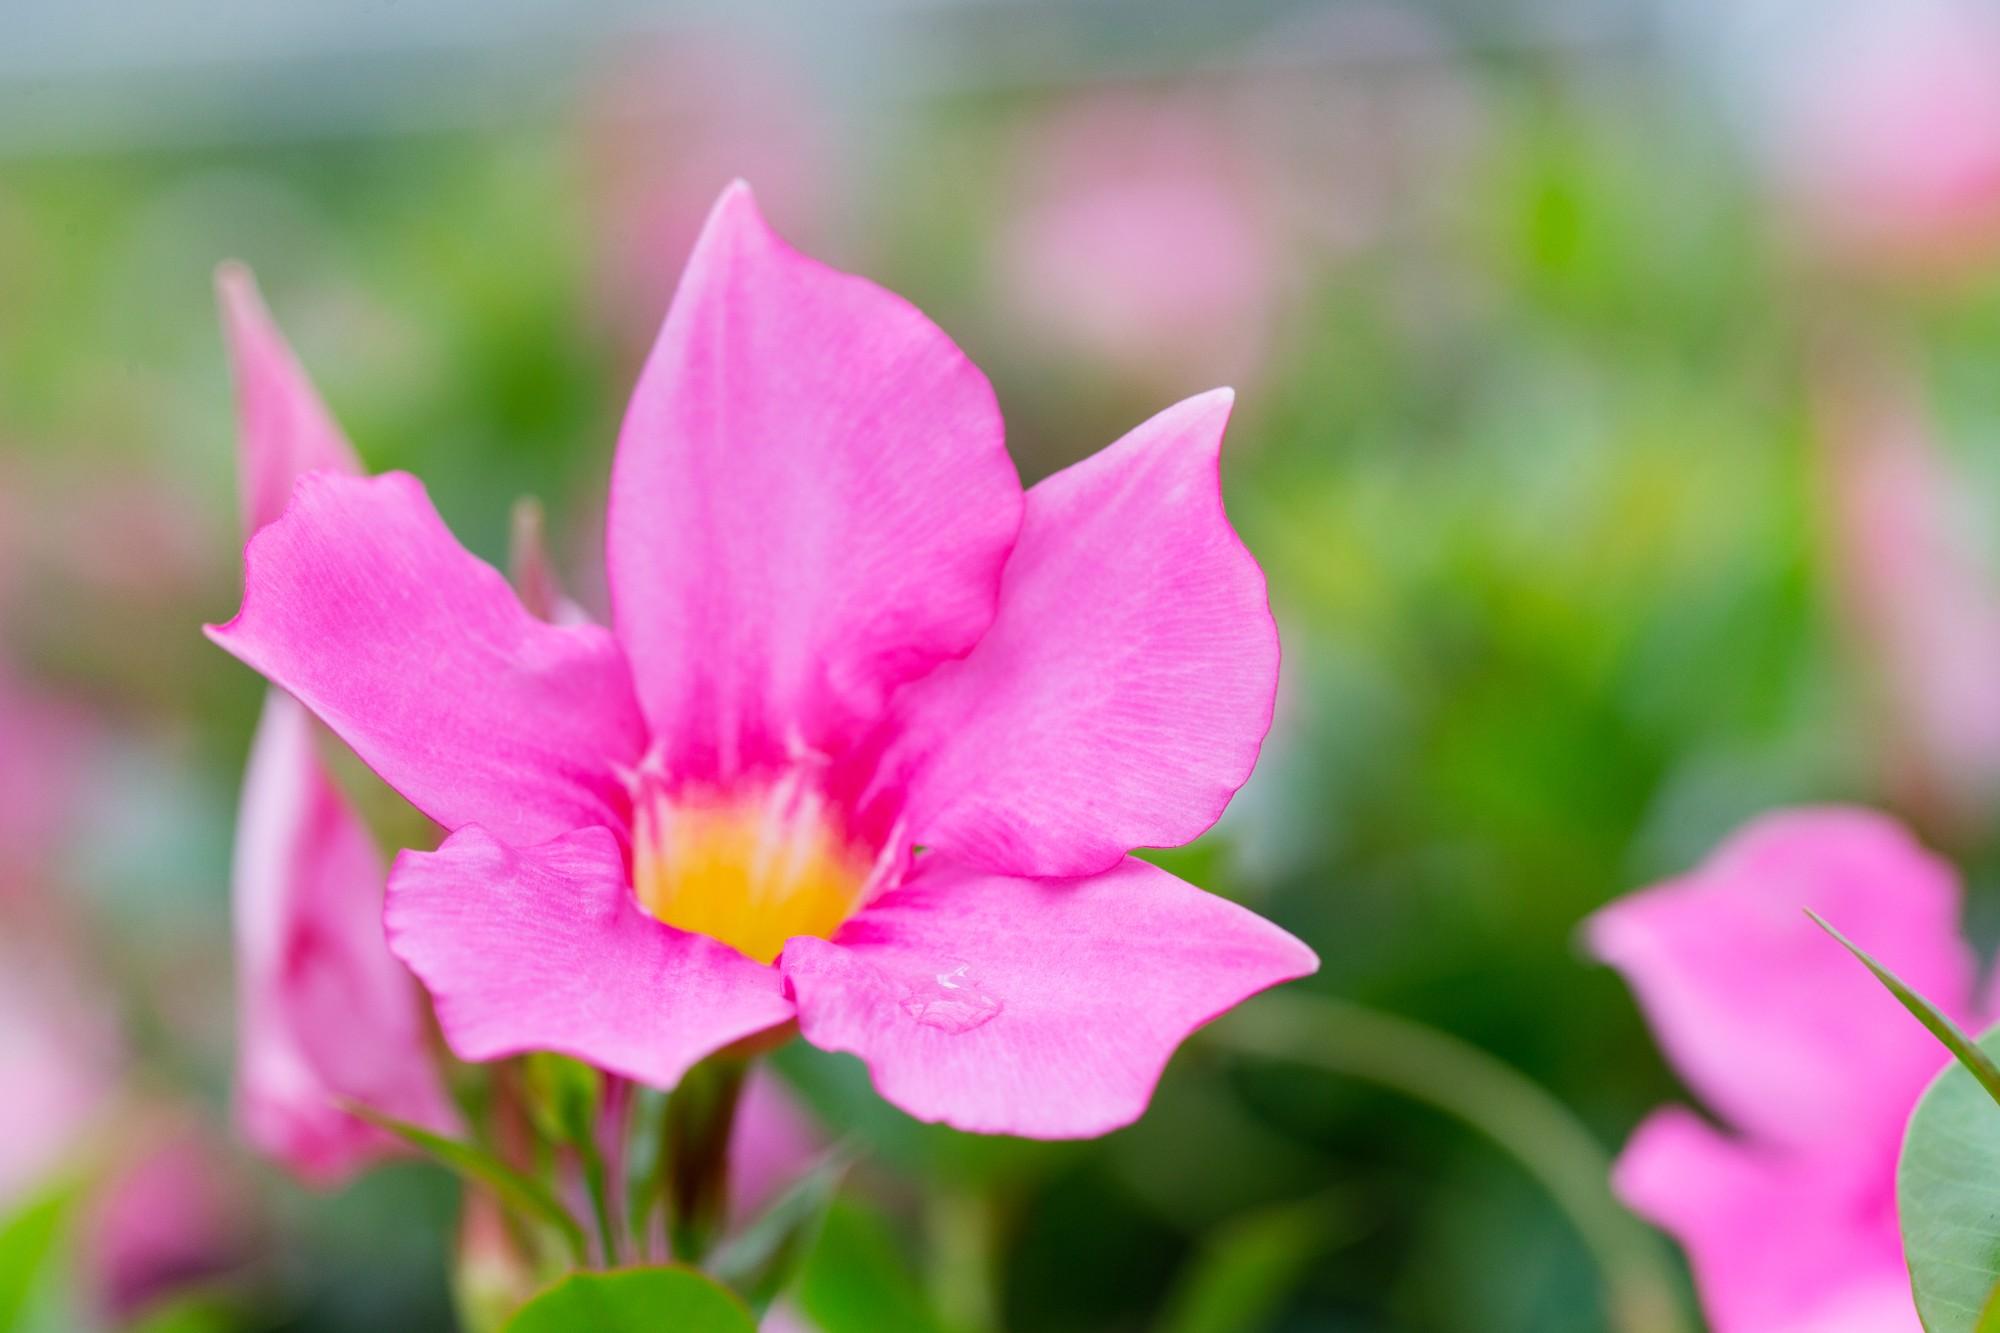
6;1;2000;1329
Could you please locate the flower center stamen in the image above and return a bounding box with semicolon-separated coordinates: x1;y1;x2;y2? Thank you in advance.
630;770;875;965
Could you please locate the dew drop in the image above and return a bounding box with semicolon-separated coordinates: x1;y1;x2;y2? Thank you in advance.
900;961;1002;1033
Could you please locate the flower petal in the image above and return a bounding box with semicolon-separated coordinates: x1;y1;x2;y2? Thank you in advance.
385;824;795;1089
216;264;361;536
780;854;1315;1138
234;690;455;1183
207;470;646;847
1612;1108;1917;1333
606;181;1022;781
1588;806;1972;1152
871;389;1277;876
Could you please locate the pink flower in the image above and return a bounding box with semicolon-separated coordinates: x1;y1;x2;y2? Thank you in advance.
83;1123;256;1323
218;265;454;1182
1814;355;2000;829
728;1069;821;1224
208;183;1315;1138
0;663;94;897
996;97;1279;390
1589;808;1981;1333
0;939;119;1210
1774;0;2000;277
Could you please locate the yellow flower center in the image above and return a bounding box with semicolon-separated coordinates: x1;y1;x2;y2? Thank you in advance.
630;776;877;965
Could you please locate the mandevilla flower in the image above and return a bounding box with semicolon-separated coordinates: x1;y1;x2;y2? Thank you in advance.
208;182;1317;1138
1814;355;2000;830
218;267;454;1181
1773;0;2000;277
1590;807;1983;1333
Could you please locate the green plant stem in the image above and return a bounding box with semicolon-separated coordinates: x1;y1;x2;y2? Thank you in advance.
925;1183;1001;1333
1213;992;1691;1333
666;1058;749;1267
581;1137;620;1267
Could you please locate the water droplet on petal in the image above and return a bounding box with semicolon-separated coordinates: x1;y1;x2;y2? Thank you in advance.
900;961;1002;1033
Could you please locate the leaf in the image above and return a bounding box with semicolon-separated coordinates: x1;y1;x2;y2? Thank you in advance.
1979;1282;2000;1333
708;1145;852;1315
503;1267;753;1333
0;1185;72;1333
795;1199;945;1333
1810;912;2000;1110
129;1296;238;1333
342;1102;588;1265
1900;1023;2000;1332
1156;1192;1356;1333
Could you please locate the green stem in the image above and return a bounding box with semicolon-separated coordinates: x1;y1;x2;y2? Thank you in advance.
580;1137;620;1267
925;1184;1001;1333
665;1057;749;1266
1213;992;1691;1333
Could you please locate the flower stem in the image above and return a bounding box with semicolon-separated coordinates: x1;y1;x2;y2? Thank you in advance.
665;1057;749;1266
926;1183;1002;1333
1212;991;1692;1333
580;1137;620;1267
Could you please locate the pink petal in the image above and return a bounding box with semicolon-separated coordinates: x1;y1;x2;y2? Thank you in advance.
385;825;795;1089
1612;1108;1917;1333
85;1125;256;1323
780;854;1315;1138
728;1068;822;1223
870;390;1277;877
1817;362;2000;820
606;181;1022;781
216;264;362;536
0;943;119;1211
1588;807;1973;1153
234;690;454;1184
207;471;646;847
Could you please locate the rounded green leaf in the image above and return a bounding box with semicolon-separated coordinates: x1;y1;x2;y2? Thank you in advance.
504;1266;754;1333
1901;1025;2000;1331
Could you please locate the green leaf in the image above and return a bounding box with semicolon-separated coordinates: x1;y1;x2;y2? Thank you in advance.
129;1296;238;1333
0;1186;72;1333
1900;1023;2000;1331
1811;912;2000;1110
1156;1192;1356;1333
709;1145;851;1315
1979;1283;2000;1333
343;1102;588;1265
795;1199;944;1333
503;1267;753;1333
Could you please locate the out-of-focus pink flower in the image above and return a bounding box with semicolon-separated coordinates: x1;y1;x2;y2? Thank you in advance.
1590;808;1979;1333
1815;355;2000;830
0;664;94;896
728;1069;821;1224
208;183;1314;1138
996;97;1279;390
218;266;453;1183
0;943;119;1211
578;33;831;350
1775;0;2000;277
83;1124;256;1323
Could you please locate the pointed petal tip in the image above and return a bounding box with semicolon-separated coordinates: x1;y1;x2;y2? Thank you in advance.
1160;386;1238;454
704;178;766;235
214;261;266;331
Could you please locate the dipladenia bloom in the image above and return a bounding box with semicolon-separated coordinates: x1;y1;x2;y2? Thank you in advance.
218;267;454;1180
1590;808;1982;1333
209;182;1315;1137
1773;0;2000;277
1813;355;2000;829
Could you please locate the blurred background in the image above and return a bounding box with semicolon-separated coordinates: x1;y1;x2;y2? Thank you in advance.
7;0;2000;1328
